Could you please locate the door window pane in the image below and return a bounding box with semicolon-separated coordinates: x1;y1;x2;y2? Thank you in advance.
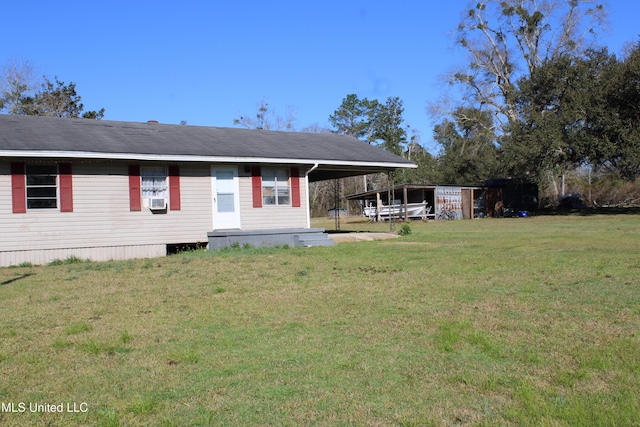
217;193;235;212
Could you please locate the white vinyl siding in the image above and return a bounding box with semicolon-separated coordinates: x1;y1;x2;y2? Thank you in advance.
0;162;212;266
238;167;308;230
0;161;310;266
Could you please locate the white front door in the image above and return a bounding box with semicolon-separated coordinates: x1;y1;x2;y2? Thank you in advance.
211;166;241;229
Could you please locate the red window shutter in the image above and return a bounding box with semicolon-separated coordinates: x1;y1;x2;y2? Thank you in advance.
11;162;26;213
59;163;73;212
128;165;141;211
168;165;181;211
290;167;301;207
251;166;262;208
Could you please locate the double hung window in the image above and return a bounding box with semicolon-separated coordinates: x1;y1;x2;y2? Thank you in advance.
141;167;167;208
262;168;290;206
128;164;180;212
26;164;58;209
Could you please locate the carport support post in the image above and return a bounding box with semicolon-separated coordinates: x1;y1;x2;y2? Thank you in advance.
403;186;408;222
376;192;382;222
388;171;395;232
334;178;341;231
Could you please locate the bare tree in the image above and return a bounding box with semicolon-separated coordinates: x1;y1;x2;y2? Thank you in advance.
300;123;332;133
448;0;607;133
0;59;39;114
233;99;297;131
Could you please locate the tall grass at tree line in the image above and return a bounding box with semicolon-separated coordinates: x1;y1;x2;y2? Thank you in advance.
0;214;638;426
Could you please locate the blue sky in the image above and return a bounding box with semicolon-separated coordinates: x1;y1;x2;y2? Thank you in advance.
3;1;639;152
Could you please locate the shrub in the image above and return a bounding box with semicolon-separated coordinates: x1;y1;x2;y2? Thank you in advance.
398;223;412;236
48;255;89;266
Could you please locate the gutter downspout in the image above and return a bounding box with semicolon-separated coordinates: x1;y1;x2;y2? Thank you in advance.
305;163;320;228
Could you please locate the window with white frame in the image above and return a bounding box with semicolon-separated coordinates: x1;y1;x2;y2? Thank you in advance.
141;167;167;208
26;164;58;209
262;167;290;205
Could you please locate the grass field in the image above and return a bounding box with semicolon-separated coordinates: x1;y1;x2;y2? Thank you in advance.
0;214;638;426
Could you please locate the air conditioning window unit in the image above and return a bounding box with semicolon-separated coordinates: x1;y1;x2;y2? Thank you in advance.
148;198;167;210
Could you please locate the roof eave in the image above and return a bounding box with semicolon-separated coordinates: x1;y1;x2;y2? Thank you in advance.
0;150;416;169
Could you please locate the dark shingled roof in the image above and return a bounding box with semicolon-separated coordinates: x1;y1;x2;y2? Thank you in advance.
0;115;414;181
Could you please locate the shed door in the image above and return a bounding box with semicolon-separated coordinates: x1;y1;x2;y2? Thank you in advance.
211;166;241;229
461;189;473;219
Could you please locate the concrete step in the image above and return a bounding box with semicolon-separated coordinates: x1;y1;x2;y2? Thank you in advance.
293;233;334;247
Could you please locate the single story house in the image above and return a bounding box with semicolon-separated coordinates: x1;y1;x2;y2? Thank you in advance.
0;115;414;266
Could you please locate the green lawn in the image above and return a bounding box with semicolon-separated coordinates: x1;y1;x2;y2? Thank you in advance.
0;214;638;426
